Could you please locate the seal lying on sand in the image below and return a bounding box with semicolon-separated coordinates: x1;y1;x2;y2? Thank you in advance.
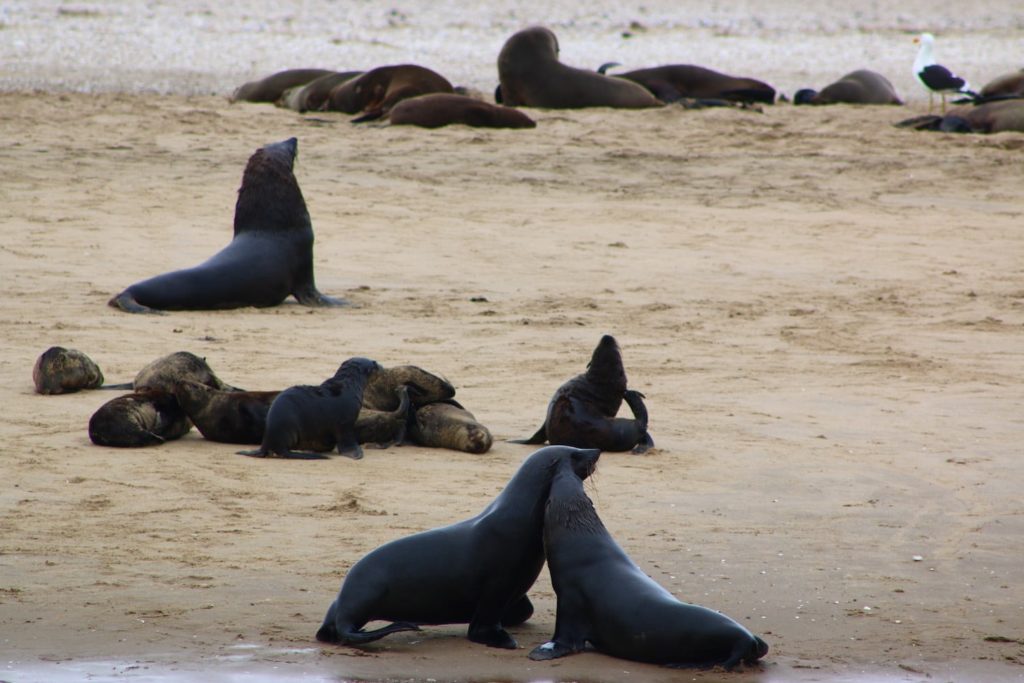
529;456;770;669
173;381;277;444
497;27;662;109
355;385;411;448
109;138;346;313
600;63;775;104
230;69;334;103
89;389;191;447
388;93;536;129
410;400;492;454
324;64;454;121
793;69;903;105
979;69;1024;100
512;335;654;453
278;71;363;112
316;445;601;648
33;347;104;394
130;351;239;393
897;99;1024;134
238;358;380;460
361;365;455;411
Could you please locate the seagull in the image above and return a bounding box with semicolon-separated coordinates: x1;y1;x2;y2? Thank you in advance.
913;33;976;112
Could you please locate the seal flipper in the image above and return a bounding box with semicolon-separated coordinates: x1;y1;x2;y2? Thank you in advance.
467;622;517;649
316;620;420;645
236;448;329;460
508;424;547;445
528;639;579;660
292;282;350;307
108;291;165;315
623;389;654;454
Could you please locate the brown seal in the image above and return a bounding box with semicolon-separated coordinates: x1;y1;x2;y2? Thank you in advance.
410;399;493;454
230;69;334;103
278;70;364;112
356;385;412;448
109;138;346;313
793;69;903;105
897;99;1024;134
497;27;662;109
88;389;191;448
172;380;278;444
361;364;455;411
511;335;653;453
980;69;1024;100
600;63;776;104
388;93;536;129
132;351;239;393
324;65;454;121
32;347;104;394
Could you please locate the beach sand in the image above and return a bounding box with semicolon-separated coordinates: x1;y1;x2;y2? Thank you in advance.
1;2;1023;682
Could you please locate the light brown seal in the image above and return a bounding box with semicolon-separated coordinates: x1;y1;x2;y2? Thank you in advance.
979;69;1024;100
231;68;334;103
897;99;1024;134
600;63;776;104
388;93;536;129
32;347;104;394
361;365;455;411
410;400;493;454
497;27;662;109
132;351;239;393
88;389;191;448
325;64;454;121
278;70;364;112
793;69;903;105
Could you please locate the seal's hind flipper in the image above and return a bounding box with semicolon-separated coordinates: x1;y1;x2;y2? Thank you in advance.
108;291;164;314
508;425;546;445
98;382;135;390
528;639;577;661
333;621;420;645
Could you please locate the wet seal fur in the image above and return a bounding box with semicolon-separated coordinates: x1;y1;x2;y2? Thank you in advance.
497;27;662;109
793;69;903;105
512;335;653;453
316;445;601;648
388;93;536;129
231;69;334;103
600;63;776;104
325;64;454;122
529;458;769;669
89;389;191;447
33;347;104;394
109;138;346;313
410;399;493;454
238;357;380;460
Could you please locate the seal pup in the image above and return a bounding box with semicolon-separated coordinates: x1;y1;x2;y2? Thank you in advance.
109;138;346;313
173;381;278;444
88;389;191;448
793;69;903;105
896;99;1024;134
388;93;537;129
529;457;769;669
130;351;239;393
316;445;601;648
361;364;455;411
410;400;492;454
33;347;104;394
599;63;775;104
231;68;334;103
497;27;662;109
238;357;380;460
278;70;363;112
324;64;454;121
356;385;411;448
512;335;654;453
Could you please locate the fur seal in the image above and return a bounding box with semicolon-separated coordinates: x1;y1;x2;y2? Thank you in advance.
109;138;346;313
599;63;775;104
316;445;601;648
361;365;455;411
512;335;654;453
324;64;454;121
529;457;769;669
388;93;536;129
238;357;380;460
172;381;277;444
497;27;662;109
131;351;239;393
355;385;411;448
33;347;104;394
793;69;902;105
231;69;334;103
897;99;1024;134
88;389;191;448
278;70;363;112
410;399;492;454
979;69;1024;100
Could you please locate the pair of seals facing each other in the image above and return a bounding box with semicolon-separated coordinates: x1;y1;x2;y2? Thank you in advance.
897;99;1024;134
598;63;776;104
109;138;345;314
316;445;601;648
512;334;654;453
793;69;903;105
529;455;769;669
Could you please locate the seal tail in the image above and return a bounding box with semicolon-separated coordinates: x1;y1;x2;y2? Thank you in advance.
316;621;420;645
508;424;546;445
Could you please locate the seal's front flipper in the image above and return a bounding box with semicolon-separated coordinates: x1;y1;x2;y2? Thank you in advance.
293;284;350;308
321;621;420;645
508;424;546;445
631;432;655;454
108;291;164;315
467;622;517;649
528;639;578;660
237;448;268;457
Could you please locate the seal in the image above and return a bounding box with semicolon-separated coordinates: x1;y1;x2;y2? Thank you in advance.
529;456;770;669
361;364;455;411
131;351;239;393
979;69;1024;100
388;93;537;129
512;335;654;453
33;346;104;394
497;27;662;109
410;399;492;454
897;99;1024;134
599;63;776;104
324;64;454;121
793;69;903;105
88;389;191;448
109;138;346;313
230;68;335;103
238;357;380;460
315;445;601;648
355;385;411;448
172;380;278;444
278;70;364;112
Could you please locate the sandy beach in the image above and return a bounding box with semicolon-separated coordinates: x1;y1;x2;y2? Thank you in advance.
2;2;1023;682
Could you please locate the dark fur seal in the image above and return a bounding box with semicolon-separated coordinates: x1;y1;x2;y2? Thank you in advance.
388;93;536;129
897;99;1024;134
361;365;455;411
410;399;492;454
278;71;363;112
325;64;454;121
497;27;662;109
793;69;902;105
238;357;380;460
316;445;601;648
231;69;334;103
980;69;1024;100
512;335;653;453
529;457;769;669
600;63;775;104
355;385;411;448
173;381;277;444
109;138;345;313
33;347;104;394
88;389;191;448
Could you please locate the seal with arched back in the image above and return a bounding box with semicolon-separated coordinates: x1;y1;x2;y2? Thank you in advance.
109;138;346;313
529;456;769;669
600;63;775;104
316;445;601;648
793;69;902;105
